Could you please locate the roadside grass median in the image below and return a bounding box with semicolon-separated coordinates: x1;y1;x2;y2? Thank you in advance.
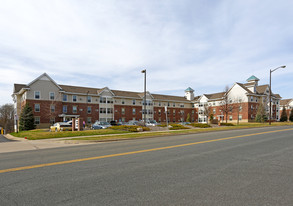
9;122;293;141
10;129;131;140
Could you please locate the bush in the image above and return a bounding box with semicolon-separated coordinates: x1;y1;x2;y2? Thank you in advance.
109;125;149;132
169;124;189;130
190;123;211;128
157;124;167;127
219;123;235;126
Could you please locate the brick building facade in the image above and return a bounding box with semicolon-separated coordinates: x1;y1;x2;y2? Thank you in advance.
12;73;283;130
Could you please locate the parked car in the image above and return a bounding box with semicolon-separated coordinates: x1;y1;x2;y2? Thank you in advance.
179;122;191;125
91;121;111;129
50;122;72;132
110;121;118;126
146;120;158;126
126;120;139;125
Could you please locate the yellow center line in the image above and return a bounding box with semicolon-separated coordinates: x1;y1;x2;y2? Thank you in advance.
0;128;292;174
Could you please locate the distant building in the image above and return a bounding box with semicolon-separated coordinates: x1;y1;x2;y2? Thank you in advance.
194;75;282;123
280;99;293;119
12;73;283;130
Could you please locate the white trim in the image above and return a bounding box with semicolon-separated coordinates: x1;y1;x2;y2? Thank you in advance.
34;91;41;99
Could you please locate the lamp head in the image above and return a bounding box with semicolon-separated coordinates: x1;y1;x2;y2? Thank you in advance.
141;69;146;73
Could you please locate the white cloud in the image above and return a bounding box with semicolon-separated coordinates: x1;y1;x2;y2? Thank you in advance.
0;0;292;105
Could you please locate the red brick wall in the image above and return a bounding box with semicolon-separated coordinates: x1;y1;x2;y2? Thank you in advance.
22;100;99;125
114;105;142;122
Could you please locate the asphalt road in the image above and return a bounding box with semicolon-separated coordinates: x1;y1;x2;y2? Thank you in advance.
0;126;293;205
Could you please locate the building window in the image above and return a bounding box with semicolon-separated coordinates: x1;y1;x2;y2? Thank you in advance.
180;104;184;108
239;115;242;121
107;108;113;114
100;97;106;103
34;117;40;125
173;110;176;116
49;92;55;100
87;106;91;114
73;95;77;102
168;102;170;106
63;105;67;113
213;108;216;114
73;106;77;113
173;103;176;107
34;91;40;99
87;117;92;124
50;104;55;113
35;104;40;112
250;96;253;102
158;109;161;115
100;108;106;113
107;98;113;104
229;115;232;121
132;108;136;115
122;108;125;115
159;102;161;106
63;94;68;102
239;106;242;112
133;99;136;105
87;96;91;103
122;99;125;104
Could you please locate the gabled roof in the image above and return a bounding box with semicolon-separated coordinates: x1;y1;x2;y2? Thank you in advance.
28;73;62;90
246;75;260;82
236;83;253;94
97;87;115;96
13;84;27;94
255;85;269;95
280;99;293;106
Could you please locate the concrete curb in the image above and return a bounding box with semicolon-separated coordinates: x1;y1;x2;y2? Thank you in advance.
4;134;28;141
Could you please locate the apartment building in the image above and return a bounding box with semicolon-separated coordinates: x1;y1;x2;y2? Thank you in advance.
194;75;282;123
12;73;282;129
12;73;197;129
280;99;293;118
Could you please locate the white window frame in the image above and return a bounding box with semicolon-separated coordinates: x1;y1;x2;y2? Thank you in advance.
63;105;67;113
73;95;77;102
35;116;40;125
73;106;77;113
35;104;40;112
49;92;55;100
34;91;40;99
63;94;68;102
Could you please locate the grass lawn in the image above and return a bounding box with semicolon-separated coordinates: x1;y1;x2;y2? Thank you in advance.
9;122;293;140
10;129;131;140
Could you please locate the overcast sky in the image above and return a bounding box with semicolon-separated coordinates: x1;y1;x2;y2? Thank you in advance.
0;0;292;105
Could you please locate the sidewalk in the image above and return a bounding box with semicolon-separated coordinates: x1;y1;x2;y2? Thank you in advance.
0;134;95;154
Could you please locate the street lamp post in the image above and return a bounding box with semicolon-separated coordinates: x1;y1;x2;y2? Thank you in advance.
141;69;146;124
269;65;286;125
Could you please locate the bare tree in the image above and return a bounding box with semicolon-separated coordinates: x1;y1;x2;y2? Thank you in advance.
0;104;15;133
219;86;230;123
234;97;243;125
203;103;212;124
